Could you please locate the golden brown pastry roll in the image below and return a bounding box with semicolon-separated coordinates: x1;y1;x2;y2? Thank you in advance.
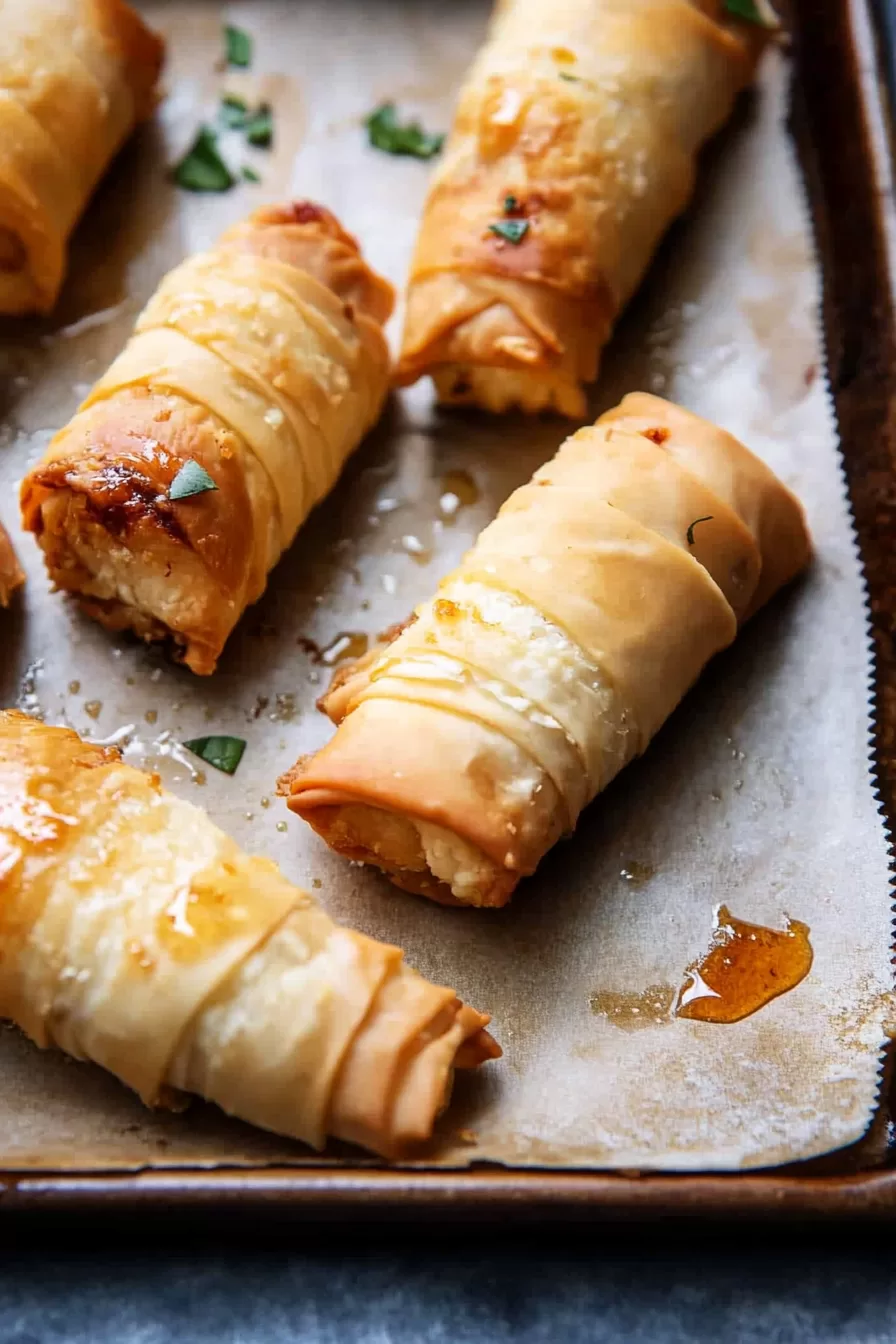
284;394;810;907
0;0;163;315
395;0;768;415
21;203;395;674
0;710;498;1157
0;522;24;605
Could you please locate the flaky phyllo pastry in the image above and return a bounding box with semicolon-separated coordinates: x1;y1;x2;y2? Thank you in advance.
285;394;811;907
21;203;395;674
0;523;24;606
395;0;769;414
0;712;498;1157
0;0;164;315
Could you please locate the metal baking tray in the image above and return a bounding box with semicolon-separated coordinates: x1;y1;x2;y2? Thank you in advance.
2;0;896;1219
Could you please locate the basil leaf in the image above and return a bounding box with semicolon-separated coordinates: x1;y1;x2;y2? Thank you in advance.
686;516;714;546
365;103;444;160
488;219;529;245
173;127;235;193
225;25;252;67
724;0;774;25
241;165;261;183
220;94;248;128
245;103;273;148
183;736;247;775
169;460;218;501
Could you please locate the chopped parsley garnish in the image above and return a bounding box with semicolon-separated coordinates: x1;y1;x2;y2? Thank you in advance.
686;516;714;546
245;103;273;148
183;735;246;775
503;193;519;214
724;0;774;25
241;165;261;183
172;127;234;192
219;96;273;148
558;71;581;82
365;103;444;160
220;94;249;128
225;24;252;68
169;460;219;501
488;218;529;245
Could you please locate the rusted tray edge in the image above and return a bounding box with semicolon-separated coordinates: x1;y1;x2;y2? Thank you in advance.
5;0;896;1220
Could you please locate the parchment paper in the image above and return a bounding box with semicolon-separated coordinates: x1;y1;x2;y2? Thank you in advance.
0;0;892;1172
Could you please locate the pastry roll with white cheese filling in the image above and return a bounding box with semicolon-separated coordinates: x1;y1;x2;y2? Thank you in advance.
21;203;395;674
0;711;498;1158
395;0;769;415
0;0;164;315
284;394;810;907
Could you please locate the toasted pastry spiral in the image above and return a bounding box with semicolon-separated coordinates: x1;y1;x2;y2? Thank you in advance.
0;711;498;1157
21;203;395;673
0;0;163;314
396;0;767;414
286;395;810;907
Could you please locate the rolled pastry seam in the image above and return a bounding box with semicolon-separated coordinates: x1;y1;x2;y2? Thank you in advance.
0;523;24;605
395;0;768;414
0;0;163;314
0;711;498;1158
21;203;395;674
285;394;811;907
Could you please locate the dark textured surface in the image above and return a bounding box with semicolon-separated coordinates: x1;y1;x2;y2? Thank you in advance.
2;1235;896;1342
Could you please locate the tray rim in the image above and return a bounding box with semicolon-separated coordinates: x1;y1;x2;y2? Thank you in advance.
6;1165;896;1223
4;0;896;1220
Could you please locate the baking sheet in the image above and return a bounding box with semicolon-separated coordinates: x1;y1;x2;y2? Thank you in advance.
0;0;892;1173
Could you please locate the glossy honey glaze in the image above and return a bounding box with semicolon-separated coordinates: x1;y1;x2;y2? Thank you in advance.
676;904;813;1024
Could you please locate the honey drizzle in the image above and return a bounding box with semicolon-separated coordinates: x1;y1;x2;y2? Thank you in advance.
676;904;813;1024
298;632;369;666
438;470;479;520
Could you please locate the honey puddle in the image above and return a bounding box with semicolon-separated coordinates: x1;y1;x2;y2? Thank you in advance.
298;632;369;666
676;904;813;1024
320;632;368;666
619;861;655;886
438;470;479;520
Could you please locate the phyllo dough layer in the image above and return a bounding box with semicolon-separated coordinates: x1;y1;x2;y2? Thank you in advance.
0;0;163;315
0;711;498;1157
285;394;810;907
396;0;768;414
21;203;395;674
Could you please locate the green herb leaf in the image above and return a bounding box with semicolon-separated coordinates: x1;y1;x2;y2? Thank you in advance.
365;103;444;160
172;127;235;193
503;193;519;214
169;460;219;501
488;219;529;245
245;103;273;148
183;736;246;775
220;94;248;128
686;516;714;546
241;164;261;183
558;71;581;82
723;0;774;25
225;24;252;67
